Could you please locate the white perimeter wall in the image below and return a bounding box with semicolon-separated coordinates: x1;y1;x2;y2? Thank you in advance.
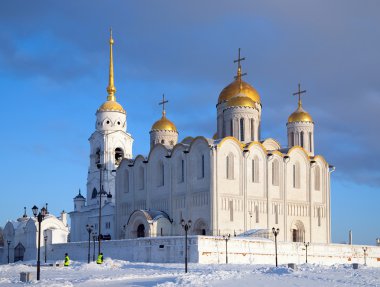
6;236;380;268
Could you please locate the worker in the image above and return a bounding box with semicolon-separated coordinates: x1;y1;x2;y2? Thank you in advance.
64;253;70;267
96;253;103;264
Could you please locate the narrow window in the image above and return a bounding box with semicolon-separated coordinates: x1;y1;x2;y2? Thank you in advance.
317;207;321;226
255;205;259;223
293;162;300;189
158;161;164;186
229;200;234;221
226;154;234;180
252;159;255;182
251;119;254;141
272;160;279;186
92;188;98;199
115;148;124;165
300;131;304;147
290;132;294;146
293;165;296;188
230;119;233;136
124;171;129;193
138;167;144;190
201;155;205;178
240;118;245;141
252;156;259;183
315;166;320;191
182;160;185;182
95;148;101;164
275;205;279;224
309;132;313;152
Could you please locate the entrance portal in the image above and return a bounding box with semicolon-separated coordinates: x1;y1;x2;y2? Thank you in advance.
137;224;145;238
14;243;25;262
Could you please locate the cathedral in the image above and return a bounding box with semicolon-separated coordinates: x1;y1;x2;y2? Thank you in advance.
70;32;333;244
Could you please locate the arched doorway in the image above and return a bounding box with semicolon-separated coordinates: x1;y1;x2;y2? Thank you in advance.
14;243;25;262
290;220;305;242
193;219;207;235
137;224;145;238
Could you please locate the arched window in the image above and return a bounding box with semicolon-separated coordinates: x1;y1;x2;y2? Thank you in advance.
314;166;320;191
124;171;129;193
115;148;124;165
272;159;279;186
309;132;313;152
293;162;300;189
157;161;164;186
290;132;294;147
240;118;245;141
92;188;98;199
138;167;144;190
226;153;234;180
252;156;259;183
251;119;255;141
255;205;259;223
178;159;185;183
300;131;304;147
95;148;101;164
198;154;205;179
274;205;279;224
230;119;233;136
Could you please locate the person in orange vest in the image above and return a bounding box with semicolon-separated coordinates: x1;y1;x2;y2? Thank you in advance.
64;253;70;267
96;253;103;264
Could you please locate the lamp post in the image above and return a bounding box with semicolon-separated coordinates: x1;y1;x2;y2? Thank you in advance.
223;234;231;264
44;235;48;263
181;219;192;273
86;224;94;264
96;163;107;257
92;232;97;262
363;247;368;266
303;242;310;263
272;227;280;267
7;240;11;264
32;205;47;281
248;211;252;231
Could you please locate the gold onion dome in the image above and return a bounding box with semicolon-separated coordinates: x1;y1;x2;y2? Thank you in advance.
227;93;256;108
151;111;177;132
218;80;261;105
288;103;313;123
98;29;126;114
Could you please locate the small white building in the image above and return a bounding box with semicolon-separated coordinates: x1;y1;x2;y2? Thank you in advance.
1;209;69;264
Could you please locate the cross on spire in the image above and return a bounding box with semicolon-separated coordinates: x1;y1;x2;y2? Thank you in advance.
234;48;247;81
159;94;169;117
293;83;306;107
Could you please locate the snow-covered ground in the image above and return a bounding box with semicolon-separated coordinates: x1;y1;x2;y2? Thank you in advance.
0;259;379;287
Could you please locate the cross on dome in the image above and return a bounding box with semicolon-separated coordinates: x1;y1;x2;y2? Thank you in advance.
158;94;169;117
293;83;307;107
234;48;247;91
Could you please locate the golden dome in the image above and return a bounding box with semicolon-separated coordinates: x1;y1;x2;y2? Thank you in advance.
212;133;217;140
288;105;313;123
151;114;177;132
227;94;256;108
218;80;261;105
98;101;125;113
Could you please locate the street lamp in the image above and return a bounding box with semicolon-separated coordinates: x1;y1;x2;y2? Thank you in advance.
92;232;97;262
86;224;94;263
363;247;368;266
222;234;231;264
181;219;192;273
32;205;47;281
248;211;252;231
303;242;310;263
7;240;11;264
272;227;280;267
44;235;48;263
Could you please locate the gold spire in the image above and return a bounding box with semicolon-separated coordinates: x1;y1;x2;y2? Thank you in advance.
106;28;116;101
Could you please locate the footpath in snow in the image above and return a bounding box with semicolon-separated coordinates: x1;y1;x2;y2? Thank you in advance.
0;259;379;286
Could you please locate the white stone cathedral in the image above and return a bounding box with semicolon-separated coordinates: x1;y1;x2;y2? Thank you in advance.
71;34;333;244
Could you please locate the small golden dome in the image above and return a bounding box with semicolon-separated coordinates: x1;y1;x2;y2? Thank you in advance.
98;101;125;113
212;133;217;140
218;80;261;105
151;114;177;132
227;94;256;108
288;105;313;123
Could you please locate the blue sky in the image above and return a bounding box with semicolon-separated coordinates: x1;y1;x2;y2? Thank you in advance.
0;1;379;245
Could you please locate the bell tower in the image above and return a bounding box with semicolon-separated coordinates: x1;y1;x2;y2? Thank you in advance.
87;30;134;205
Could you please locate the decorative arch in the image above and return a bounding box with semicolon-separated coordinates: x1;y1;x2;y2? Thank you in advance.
193;218;208;235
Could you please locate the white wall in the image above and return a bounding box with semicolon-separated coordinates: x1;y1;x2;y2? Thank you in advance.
38;236;380;268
